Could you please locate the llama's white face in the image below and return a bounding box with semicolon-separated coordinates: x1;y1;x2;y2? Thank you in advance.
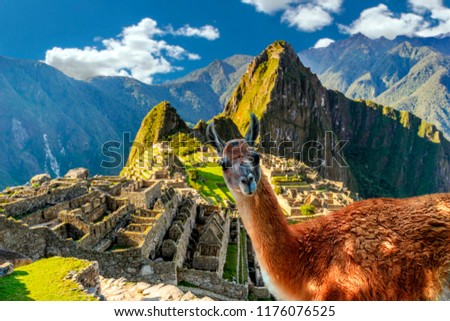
206;113;261;197
219;140;261;196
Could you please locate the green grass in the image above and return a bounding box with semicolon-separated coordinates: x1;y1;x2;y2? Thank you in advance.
223;244;238;282
183;156;234;206
178;281;198;288
239;230;248;284
107;244;130;252
0;257;97;301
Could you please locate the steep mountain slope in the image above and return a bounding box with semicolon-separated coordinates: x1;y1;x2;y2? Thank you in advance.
0;56;128;188
222;41;450;198
125;101;189;167
0;54;250;189
299;34;450;138
89;55;252;124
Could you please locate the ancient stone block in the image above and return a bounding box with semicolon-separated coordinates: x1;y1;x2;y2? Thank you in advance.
161;239;177;260
30;173;51;185
140;265;154;276
65;168;89;180
168;222;183;241
0;262;14;277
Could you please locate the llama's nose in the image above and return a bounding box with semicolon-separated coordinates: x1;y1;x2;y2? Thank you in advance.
240;174;254;184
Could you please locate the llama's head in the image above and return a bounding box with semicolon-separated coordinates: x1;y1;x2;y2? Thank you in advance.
206;113;261;197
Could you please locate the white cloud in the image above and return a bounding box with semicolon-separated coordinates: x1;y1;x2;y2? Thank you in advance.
241;0;293;14
340;2;450;40
282;4;333;32
409;0;450;37
313;37;335;48
409;0;443;13
45;18;218;84
242;0;343;31
338;4;425;40
169;25;220;40
316;0;343;13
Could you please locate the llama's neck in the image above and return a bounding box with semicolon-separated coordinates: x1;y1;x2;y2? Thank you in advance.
234;175;294;248
233;174;302;299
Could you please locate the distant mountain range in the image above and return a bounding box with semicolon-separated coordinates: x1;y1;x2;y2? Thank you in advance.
299;34;450;139
3;34;450;196
0;55;251;188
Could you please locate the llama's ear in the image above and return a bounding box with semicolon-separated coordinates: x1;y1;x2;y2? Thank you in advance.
244;113;260;146
206;122;225;155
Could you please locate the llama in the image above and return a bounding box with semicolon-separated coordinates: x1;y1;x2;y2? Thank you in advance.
206;113;450;300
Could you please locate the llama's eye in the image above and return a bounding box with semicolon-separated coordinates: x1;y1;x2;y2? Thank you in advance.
219;158;227;170
219;158;229;170
250;152;260;165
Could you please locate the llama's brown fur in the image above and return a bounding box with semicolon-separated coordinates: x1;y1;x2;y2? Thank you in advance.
231;159;450;300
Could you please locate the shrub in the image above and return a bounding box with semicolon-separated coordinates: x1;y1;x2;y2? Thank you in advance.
274;185;282;195
187;168;199;181
300;204;316;216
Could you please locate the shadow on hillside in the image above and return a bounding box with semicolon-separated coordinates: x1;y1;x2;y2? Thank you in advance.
0;271;34;301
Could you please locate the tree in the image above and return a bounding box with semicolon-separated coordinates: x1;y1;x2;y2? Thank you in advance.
187;168;199;181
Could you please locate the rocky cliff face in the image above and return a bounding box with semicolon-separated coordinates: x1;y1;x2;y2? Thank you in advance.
125;101;189;167
223;41;450;198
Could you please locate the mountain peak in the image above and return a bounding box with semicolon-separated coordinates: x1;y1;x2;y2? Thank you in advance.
125;101;188;167
224;40;316;132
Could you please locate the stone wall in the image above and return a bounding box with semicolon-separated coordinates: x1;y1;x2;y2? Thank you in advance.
122;180;162;209
171;201;197;268
178;267;248;300
139;193;181;259
73;260;101;295
2;182;88;219
0;214;178;284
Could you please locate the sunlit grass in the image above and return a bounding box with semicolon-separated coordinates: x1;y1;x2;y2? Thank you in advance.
0;257;97;301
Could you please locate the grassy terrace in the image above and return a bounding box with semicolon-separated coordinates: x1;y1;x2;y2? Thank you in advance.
239;230;248;284
222;229;248;284
223;243;238;282
190;164;234;206
0;257;97;301
181;149;234;206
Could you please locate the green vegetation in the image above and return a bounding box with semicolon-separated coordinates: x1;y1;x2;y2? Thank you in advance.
108;244;130;252
399;111;411;129
223;230;248;284
0;257;96;301
31;183;40;188
178;281;198;288
126;101;189;167
187;168;199;181
274;185;282;195
225;42;287;134
239;230;248;284
223;243;238;282
170;132;201;157
300;204;316;216
418;121;440;143
189;164;234;205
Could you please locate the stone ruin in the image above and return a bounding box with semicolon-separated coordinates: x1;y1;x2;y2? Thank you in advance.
261;154;356;219
0;168;257;300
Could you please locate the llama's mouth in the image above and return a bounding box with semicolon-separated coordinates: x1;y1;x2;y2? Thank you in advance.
239;181;257;196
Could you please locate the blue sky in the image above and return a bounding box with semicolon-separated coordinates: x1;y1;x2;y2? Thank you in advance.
1;0;450;83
